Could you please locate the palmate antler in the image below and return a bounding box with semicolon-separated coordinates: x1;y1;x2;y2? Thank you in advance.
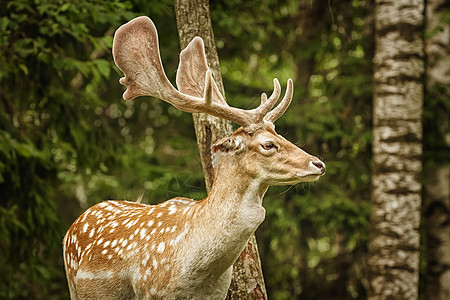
112;16;293;128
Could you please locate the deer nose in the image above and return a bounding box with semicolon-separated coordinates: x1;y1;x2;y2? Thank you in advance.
312;161;326;174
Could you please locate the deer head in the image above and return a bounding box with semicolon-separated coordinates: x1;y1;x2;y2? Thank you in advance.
211;125;325;188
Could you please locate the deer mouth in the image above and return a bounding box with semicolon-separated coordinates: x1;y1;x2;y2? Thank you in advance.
294;173;323;183
270;172;322;185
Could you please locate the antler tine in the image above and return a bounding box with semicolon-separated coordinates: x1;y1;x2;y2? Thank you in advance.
260;93;268;105
264;79;294;123
252;78;281;123
204;70;213;106
259;79;281;106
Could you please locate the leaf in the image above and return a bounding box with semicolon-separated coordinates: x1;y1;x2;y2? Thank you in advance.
0;17;9;32
95;59;111;78
19;64;29;75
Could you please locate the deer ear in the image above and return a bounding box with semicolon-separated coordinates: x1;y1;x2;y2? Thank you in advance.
212;136;244;154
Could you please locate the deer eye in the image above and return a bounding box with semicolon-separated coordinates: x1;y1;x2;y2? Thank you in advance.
261;142;276;150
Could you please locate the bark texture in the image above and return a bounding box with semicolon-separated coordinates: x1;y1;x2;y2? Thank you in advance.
424;1;450;299
174;1;267;298
368;0;424;299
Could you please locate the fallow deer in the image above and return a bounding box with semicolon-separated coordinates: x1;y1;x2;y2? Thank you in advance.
63;16;325;299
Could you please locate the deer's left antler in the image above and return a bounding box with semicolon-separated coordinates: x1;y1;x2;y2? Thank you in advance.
112;16;293;127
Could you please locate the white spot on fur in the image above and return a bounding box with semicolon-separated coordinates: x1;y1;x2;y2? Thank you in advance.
126;219;138;228
157;242;165;253
80;211;89;222
168;205;177;215
83;223;89;233
171;198;193;205
170;226;188;246
142;253;150;266
140;228;146;239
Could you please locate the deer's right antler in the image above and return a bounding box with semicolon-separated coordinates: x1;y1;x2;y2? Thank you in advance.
112;16;293;128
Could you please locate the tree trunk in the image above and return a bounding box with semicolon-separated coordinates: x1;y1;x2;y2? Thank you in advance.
368;0;425;299
424;0;450;299
173;1;267;298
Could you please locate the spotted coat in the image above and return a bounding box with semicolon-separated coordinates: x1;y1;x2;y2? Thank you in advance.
64;198;200;299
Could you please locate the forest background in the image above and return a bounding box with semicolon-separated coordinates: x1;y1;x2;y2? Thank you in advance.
0;0;448;299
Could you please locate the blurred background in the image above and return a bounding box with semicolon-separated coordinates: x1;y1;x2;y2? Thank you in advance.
0;0;448;299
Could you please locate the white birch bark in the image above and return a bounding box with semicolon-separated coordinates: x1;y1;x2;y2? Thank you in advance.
368;1;425;299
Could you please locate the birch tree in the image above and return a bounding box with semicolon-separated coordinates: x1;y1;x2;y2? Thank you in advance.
368;0;424;299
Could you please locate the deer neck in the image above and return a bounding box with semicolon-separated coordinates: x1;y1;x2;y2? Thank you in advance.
206;156;268;227
180;156;267;275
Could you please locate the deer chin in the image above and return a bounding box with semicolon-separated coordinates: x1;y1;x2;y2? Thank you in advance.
267;173;322;186
294;173;323;183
